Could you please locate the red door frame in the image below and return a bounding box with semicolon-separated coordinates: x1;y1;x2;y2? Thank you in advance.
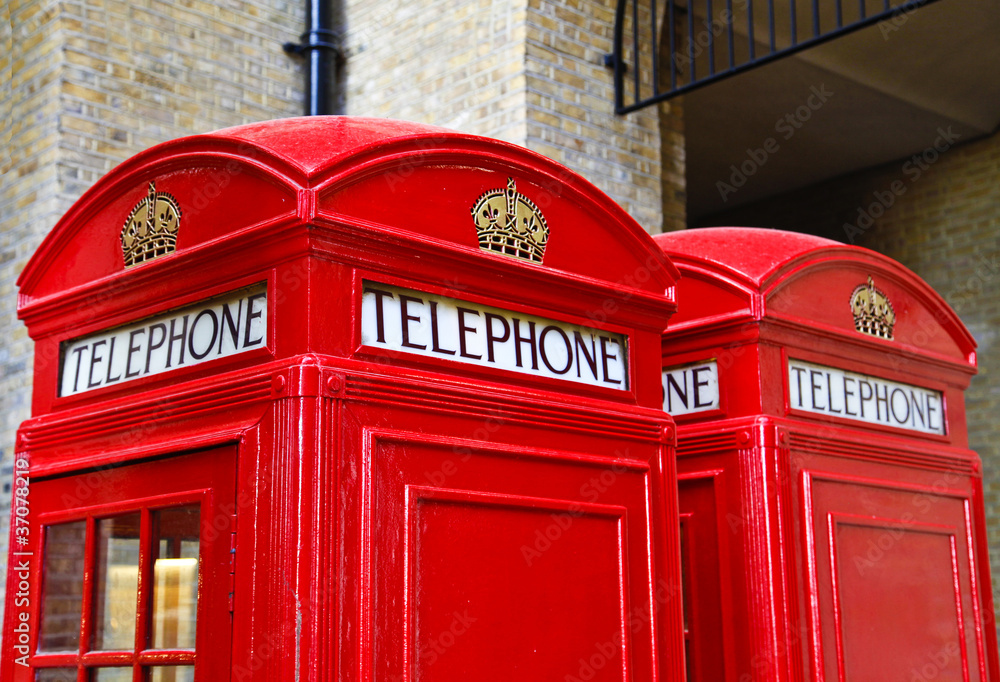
15;446;237;682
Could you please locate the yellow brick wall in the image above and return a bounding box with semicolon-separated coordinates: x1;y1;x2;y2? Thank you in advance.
522;0;670;232
344;0;685;234
343;0;531;142
701;128;1000;628
0;0;304;631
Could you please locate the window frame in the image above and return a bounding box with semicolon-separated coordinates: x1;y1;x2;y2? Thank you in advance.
26;448;236;682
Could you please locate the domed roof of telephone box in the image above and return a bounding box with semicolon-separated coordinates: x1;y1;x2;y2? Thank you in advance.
19;117;678;308
655;227;841;286
656;227;976;368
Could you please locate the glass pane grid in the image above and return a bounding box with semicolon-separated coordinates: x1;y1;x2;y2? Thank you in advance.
35;503;202;680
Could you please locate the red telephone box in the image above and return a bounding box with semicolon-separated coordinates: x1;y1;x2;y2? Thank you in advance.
1;117;685;682
656;227;999;682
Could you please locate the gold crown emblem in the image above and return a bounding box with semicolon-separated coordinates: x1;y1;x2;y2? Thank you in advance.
850;276;896;339
471;178;549;263
121;181;181;267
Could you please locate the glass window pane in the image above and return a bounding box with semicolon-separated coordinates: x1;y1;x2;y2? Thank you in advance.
91;667;134;682
35;668;78;682
40;521;87;652
151;506;200;650
93;513;141;650
149;666;194;682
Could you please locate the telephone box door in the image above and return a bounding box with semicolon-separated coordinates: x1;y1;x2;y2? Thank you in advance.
15;447;237;682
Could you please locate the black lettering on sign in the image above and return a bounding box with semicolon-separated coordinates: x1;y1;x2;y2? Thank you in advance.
574;332;597;380
512;319;538;370
430;301;456;356
540;326;572;375
665;373;688;411
810;370;825;410
243;293;266;346
364;285;394;344
457;308;482;360
842;376;857;416
790;366;806;408
166;315;188;368
188;309;219;361
145;324;166;374
88;340;107;390
127;329;147;379
600;337;622;386
484;313;510;363
70;345;88;393
786;359;945;435
858;380;873;418
398;294;426;350
59;283;269;397
875;384;889;422
692;366;712;408
219;301;242;354
662;361;719;415
105;337;122;384
360;281;630;391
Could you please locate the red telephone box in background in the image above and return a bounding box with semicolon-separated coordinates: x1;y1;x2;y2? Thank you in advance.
1;117;685;682
656;228;999;682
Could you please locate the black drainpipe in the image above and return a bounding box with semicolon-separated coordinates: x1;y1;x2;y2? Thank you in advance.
283;0;344;115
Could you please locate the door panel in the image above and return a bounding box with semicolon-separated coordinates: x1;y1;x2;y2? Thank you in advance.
802;469;986;682
22;447;236;682
359;427;668;682
677;472;729;682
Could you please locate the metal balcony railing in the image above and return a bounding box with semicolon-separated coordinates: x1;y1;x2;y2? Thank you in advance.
609;0;942;114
